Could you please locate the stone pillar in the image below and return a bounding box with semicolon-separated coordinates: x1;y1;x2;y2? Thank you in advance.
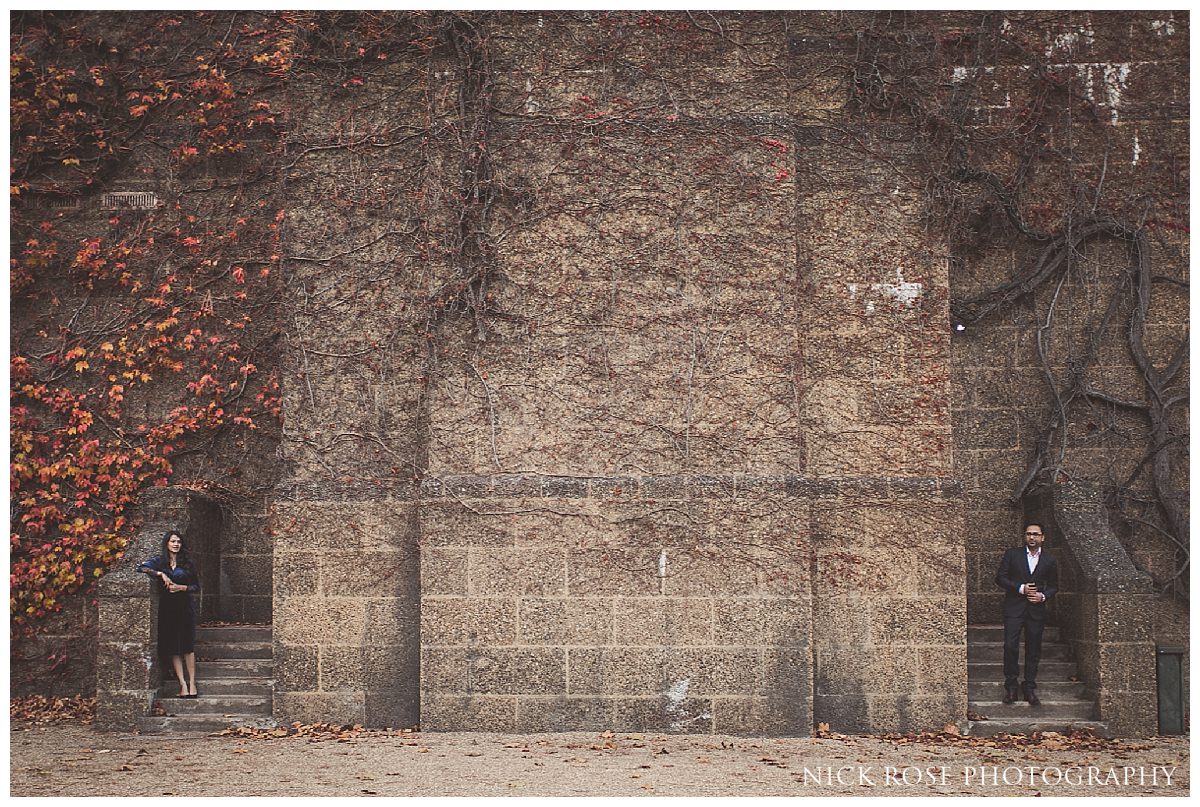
269;51;428;729
1053;481;1157;736
796;124;966;733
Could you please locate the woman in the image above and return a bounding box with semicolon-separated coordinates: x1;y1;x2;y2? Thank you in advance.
137;531;200;697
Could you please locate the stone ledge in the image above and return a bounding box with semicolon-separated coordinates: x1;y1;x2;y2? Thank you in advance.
277;474;964;502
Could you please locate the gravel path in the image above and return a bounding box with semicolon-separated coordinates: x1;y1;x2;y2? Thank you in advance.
10;722;1189;797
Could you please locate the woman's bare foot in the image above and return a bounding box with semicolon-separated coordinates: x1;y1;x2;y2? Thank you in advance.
178;682;188;697
188;683;198;697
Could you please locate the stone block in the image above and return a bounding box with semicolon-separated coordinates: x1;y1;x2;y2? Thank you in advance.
272;500;416;552
612;696;714;733
711;695;812;736
816;544;964;596
274;596;366;646
664;545;806;597
364;686;419;730
516;696;614;732
870;597;965;645
321;550;415;598
98;572;155;599
1099;689;1158;737
243;596;272;624
222;553;272;597
469;546;567;596
816;646;920;695
273;643;319;692
421;597;517;646
1097;642;1157;692
614;598;713;646
868;692;964;733
29;594;93;637
320;647;365;691
1096;593;1155;641
468;647;567;695
364;598;419;646
662;648;764;696
808;595;872;646
419;501;515;547
421;647;470;694
96;691;152;731
421;695;517;732
813;693;871;733
98;597;152;642
96;644;154;691
518;598;614;645
968;592;1003;625
274;553;319;597
541;476;589;498
274;691;365;725
568;648;666;696
956;410;1019;450
566;547;663;596
490;474;542;497
916;646;967;694
421;547;468;595
714;598;811;647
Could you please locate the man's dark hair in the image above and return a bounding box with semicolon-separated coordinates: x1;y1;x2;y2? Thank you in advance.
1024;521;1046;534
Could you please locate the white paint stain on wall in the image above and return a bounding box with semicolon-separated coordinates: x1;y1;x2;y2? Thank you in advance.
666;678;690;710
1102;63;1131;124
846;270;923;313
1067;62;1132;124
664;678;712;731
1132;129;1141;165
1048;25;1094;57
1149;18;1175;36
871;268;923;308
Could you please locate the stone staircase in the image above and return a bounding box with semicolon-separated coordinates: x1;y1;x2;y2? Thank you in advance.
966;624;1107;736
141;624;276;734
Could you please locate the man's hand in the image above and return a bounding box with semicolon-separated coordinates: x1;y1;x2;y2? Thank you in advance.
1025;582;1041;602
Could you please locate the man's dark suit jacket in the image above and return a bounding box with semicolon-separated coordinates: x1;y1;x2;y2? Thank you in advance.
994;546;1058;618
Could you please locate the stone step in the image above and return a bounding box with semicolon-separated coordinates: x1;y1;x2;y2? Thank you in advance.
967;660;1078;681
195;641;272;660
969;680;1087;700
161;677;272;697
967;643;1072;662
140;714;277;735
196;659;273;678
967;717;1108;737
156;695;271;716
968;624;1061;643
968;699;1099;720
196;624;272;643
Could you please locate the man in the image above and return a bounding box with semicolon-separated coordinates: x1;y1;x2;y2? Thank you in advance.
994;521;1058;707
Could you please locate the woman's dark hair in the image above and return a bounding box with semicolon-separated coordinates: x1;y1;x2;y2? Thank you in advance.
160;530;192;567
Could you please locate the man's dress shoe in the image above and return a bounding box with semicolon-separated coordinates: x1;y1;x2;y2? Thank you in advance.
1003;687;1018;704
1024;686;1041;707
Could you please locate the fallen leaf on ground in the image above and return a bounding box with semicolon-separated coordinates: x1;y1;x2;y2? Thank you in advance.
10;696;96;725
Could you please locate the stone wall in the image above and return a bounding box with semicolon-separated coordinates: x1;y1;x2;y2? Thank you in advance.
264;11;963;734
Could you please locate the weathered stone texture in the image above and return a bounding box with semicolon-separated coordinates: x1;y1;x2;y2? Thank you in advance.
14;10;1181;739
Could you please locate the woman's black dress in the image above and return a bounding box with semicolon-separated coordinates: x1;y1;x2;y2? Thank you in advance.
136;555;199;656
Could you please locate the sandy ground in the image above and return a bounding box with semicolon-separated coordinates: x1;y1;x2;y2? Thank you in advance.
9;722;1189;797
